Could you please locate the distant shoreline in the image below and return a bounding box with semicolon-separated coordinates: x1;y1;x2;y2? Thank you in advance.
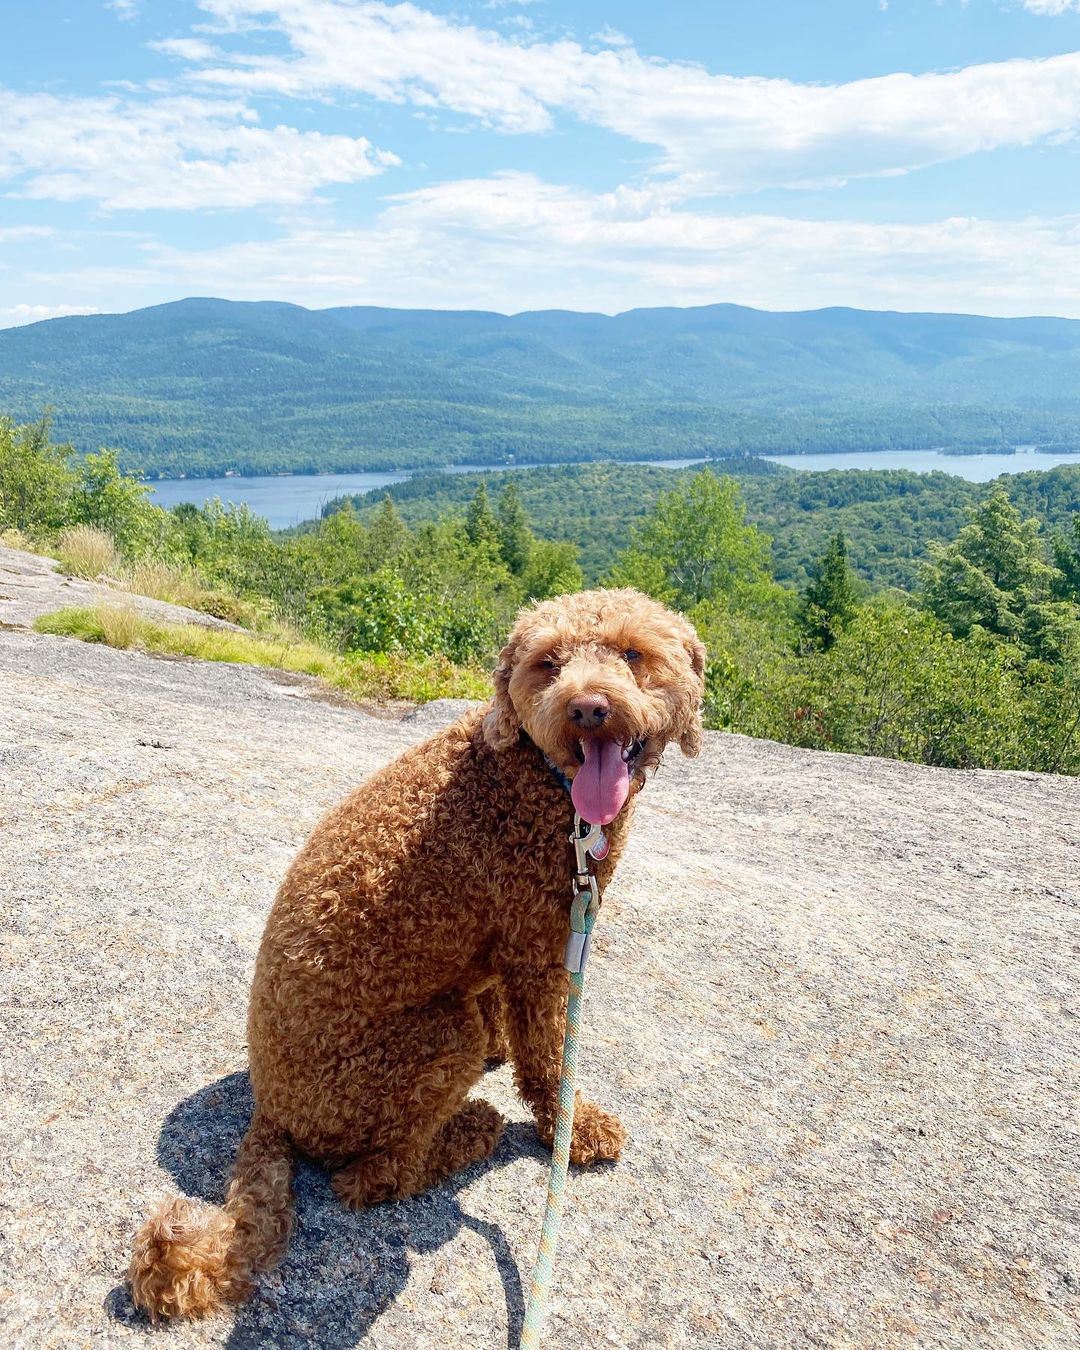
146;444;1080;484
144;449;1080;533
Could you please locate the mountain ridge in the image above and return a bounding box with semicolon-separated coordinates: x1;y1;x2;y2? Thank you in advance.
3;297;1080;476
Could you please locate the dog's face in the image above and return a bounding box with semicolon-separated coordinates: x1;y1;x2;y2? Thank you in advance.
483;588;706;824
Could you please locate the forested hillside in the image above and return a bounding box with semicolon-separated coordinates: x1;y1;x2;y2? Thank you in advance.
331;460;1080;590
4;415;1079;775
3;299;1080;476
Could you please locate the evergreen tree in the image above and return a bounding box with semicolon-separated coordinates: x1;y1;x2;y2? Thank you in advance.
464;482;500;554
1052;517;1080;604
798;531;860;650
365;494;408;567
922;486;1070;658
496;481;532;575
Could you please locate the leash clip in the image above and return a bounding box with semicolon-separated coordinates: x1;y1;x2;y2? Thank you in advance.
570;815;604;875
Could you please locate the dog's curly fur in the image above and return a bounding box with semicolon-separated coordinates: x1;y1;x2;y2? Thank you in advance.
128;588;705;1320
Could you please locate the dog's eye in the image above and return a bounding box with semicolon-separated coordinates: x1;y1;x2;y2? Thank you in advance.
623;649;641;664
539;658;557;670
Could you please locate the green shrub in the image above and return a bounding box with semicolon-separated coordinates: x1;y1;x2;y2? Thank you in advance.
0;414;77;535
791;604;1031;769
33;606;491;705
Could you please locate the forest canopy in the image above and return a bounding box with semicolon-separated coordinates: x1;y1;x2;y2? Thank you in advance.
4;414;1079;776
3;299;1080;476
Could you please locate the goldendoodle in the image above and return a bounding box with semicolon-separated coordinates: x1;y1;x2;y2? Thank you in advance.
129;587;705;1319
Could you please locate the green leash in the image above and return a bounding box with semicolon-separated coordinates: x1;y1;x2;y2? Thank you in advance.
520;814;605;1349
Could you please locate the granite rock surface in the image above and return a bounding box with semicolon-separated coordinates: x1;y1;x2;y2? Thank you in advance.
1;592;1078;1348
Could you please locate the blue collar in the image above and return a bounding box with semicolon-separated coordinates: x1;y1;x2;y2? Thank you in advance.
521;732;572;795
541;751;573;795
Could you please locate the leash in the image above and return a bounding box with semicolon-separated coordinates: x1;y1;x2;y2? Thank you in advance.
520;812;606;1349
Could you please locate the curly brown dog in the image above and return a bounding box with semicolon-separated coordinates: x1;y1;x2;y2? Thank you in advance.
128;587;705;1319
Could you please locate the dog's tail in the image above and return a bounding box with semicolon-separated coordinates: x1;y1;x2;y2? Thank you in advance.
128;1108;295;1320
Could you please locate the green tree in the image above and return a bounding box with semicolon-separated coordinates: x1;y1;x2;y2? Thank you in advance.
922;487;1068;658
609;470;775;611
1052;517;1080;604
464;482;500;554
174;499;282;600
798;531;860;650
796;602;1031;770
497;482;532;575
312;568;430;654
694;599;799;742
520;538;583;600
287;502;368;590
0;414;77;535
72;448;169;556
365;495;409;569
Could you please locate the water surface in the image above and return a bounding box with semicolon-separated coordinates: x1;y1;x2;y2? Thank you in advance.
148;471;410;530
148;449;1080;530
761;449;1080;480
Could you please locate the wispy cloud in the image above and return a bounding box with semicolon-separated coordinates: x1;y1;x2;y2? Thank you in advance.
0;225;57;243
0;87;398;211
46;173;1080;318
11;1;1080;322
181;1;1080;195
0;303;100;328
148;38;221;61
1021;1;1080;14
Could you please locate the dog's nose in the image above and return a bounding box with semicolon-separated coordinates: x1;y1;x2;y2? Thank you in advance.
567;694;610;730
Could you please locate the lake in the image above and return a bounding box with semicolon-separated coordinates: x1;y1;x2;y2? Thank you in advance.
148;450;1080;531
148;471;412;531
761;449;1080;480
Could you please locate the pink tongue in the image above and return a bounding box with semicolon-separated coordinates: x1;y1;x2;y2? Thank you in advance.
571;739;630;826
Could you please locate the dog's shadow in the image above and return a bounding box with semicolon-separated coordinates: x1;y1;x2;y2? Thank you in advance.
107;1071;542;1349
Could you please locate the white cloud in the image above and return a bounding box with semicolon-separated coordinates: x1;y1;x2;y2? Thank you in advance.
0;87;398;211
1022;1;1080;13
149;38;221;61
108;0;141;19
39;172;1080;318
0;303;101;328
590;26;633;48
182;1;1080;193
0;226;56;243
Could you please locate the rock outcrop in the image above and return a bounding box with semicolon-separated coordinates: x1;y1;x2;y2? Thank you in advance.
1;565;1078;1347
0;542;243;632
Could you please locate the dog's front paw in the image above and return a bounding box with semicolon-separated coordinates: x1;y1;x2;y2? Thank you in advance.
570;1097;625;1166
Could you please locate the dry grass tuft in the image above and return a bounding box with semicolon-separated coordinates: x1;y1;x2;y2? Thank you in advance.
56;526;120;579
95;603;140;649
122;561;258;627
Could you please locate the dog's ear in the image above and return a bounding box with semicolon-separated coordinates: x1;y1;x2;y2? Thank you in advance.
679;636;707;758
482;638;521;752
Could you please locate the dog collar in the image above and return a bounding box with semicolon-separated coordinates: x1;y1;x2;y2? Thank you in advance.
519;731;573;795
541;751;573;795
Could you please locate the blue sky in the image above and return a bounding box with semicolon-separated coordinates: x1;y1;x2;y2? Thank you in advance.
2;0;1080;325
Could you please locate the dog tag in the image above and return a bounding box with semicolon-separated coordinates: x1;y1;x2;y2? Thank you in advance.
588;831;610;862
